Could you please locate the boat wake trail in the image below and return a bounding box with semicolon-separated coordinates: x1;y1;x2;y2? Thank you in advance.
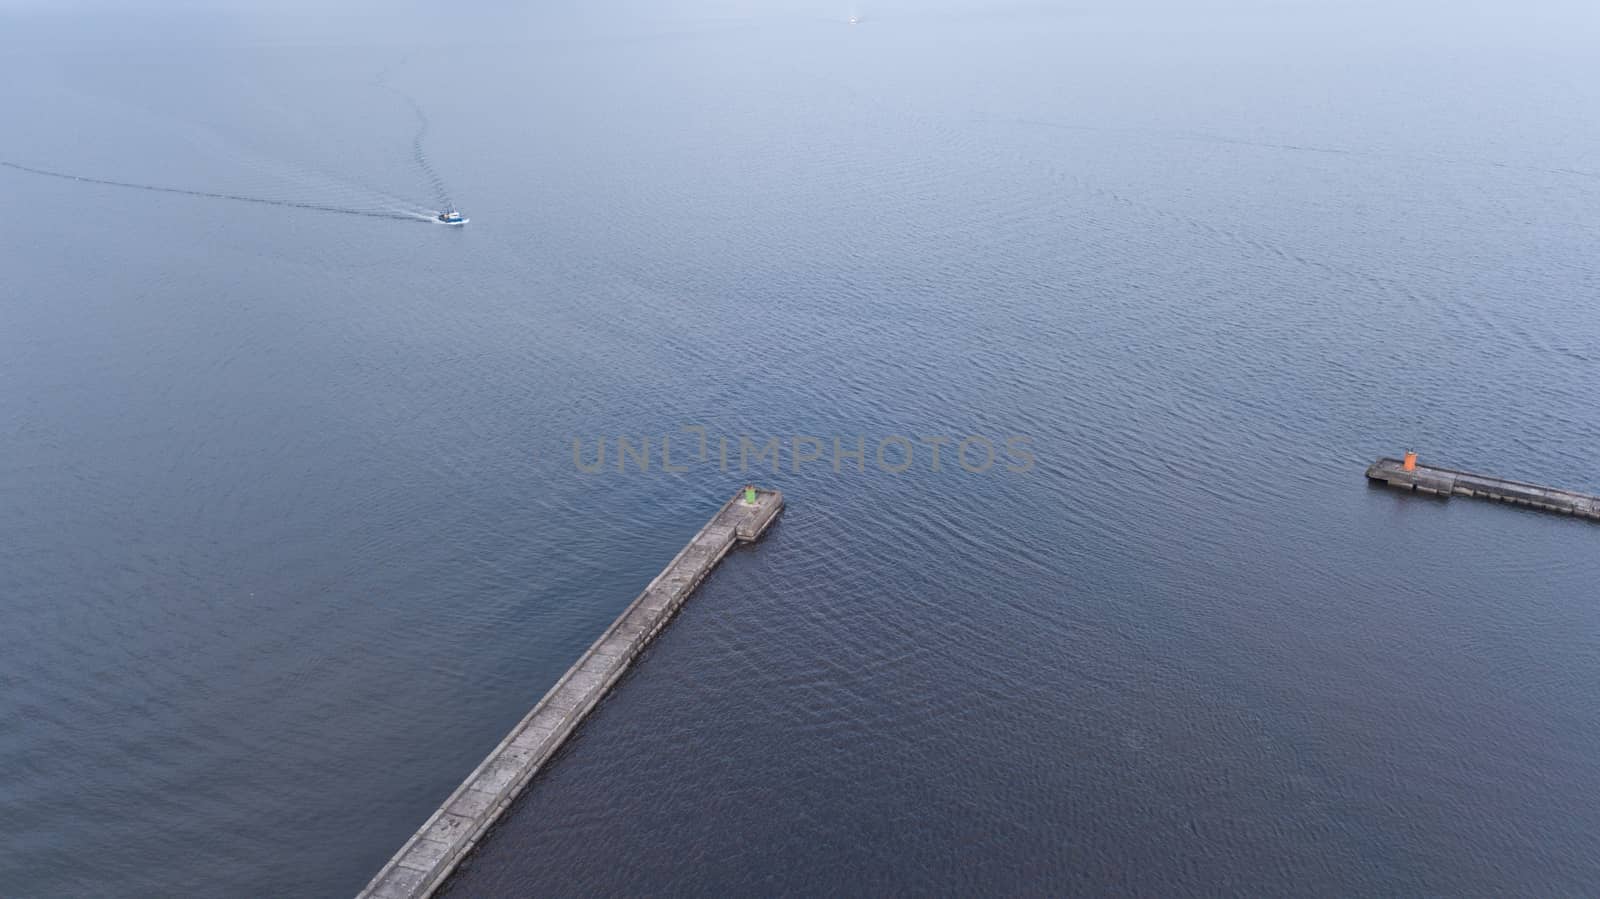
377;62;455;213
0;159;426;223
403;93;454;212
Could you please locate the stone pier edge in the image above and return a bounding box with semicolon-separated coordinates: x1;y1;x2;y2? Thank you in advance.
356;488;784;898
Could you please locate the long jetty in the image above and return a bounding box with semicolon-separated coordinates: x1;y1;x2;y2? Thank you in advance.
357;487;784;899
1366;454;1599;521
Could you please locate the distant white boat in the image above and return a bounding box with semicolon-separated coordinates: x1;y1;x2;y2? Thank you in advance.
436;209;467;225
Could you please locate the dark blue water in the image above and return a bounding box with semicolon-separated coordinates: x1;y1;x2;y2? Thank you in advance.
3;1;1598;896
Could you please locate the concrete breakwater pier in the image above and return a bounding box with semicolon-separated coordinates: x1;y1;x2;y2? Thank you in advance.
357;487;784;899
1366;453;1600;521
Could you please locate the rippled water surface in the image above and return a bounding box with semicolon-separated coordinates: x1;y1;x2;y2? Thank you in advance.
3;1;1599;895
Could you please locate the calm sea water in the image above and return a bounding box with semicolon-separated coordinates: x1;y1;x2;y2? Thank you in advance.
3;1;1598;895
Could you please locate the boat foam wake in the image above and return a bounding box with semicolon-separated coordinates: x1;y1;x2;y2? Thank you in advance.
0;159;427;223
